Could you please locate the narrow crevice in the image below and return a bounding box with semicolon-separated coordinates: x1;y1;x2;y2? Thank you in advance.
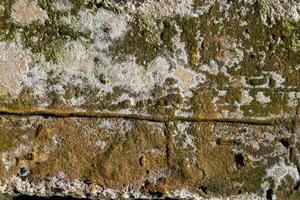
199;186;208;195
290;107;300;177
164;122;173;167
234;153;245;169
293;181;300;192
0;109;279;126
280;138;289;149
266;188;273;200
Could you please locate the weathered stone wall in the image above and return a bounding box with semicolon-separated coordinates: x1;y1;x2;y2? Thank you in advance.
0;0;300;199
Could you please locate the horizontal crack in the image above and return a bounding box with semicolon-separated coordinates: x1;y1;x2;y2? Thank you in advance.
0;108;285;126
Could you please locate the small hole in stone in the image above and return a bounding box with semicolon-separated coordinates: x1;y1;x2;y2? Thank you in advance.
293;182;300;191
280;138;289;149
139;156;144;167
241;127;248;133
146;170;150;174
266;188;273;200
144;180;151;186
95;2;104;9
35;124;43;137
199;186;208;195
216;138;222;145
249;53;255;59
25;152;34;160
94;57;100;64
238;190;242;194
149;191;163;198
234;153;245;169
20;167;27;175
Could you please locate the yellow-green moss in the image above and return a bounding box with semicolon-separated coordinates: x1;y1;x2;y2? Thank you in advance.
240;90;288;117
110;17;170;66
0;0;16;41
5;88;37;109
21;20;90;62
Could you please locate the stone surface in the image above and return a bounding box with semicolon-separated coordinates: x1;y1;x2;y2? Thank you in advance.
0;0;300;199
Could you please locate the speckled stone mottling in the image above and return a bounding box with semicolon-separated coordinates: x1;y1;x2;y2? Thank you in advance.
0;0;300;199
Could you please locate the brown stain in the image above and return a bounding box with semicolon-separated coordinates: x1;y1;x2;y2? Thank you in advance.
190;45;200;66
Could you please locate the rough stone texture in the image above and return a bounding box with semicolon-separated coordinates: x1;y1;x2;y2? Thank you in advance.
0;0;300;199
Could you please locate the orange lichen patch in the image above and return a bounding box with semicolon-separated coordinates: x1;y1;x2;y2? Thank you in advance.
165;122;234;192
0;127;16;179
24;119;110;183
95;121;167;188
22;119;167;189
165;122;286;196
0;117;36;180
190;88;216;117
0;164;5;181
